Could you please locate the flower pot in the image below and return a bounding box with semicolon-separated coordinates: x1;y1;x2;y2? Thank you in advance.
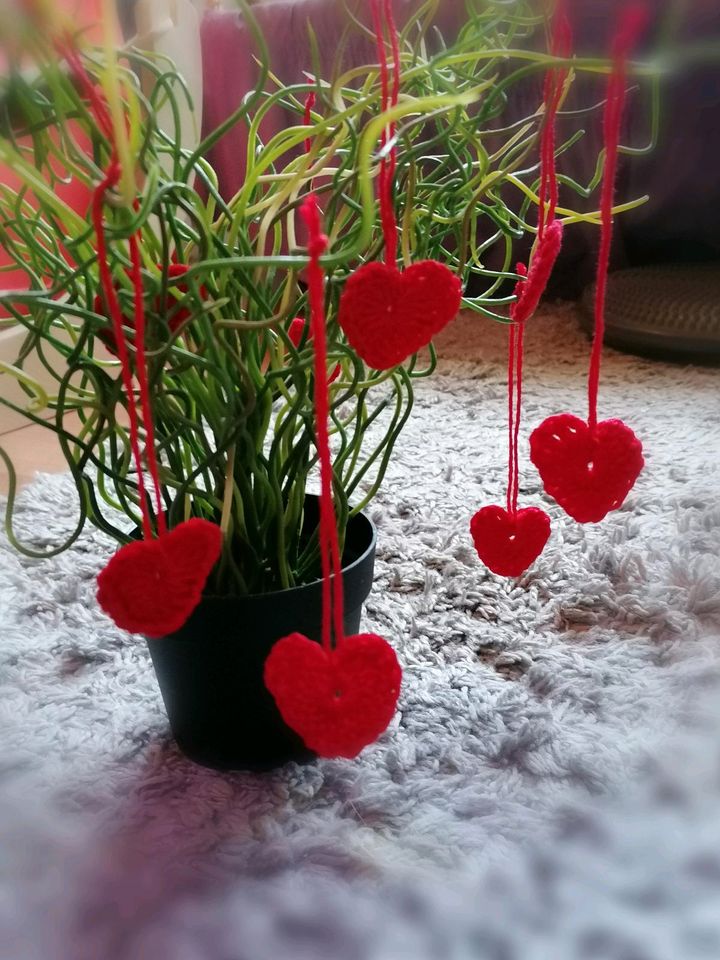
146;497;377;771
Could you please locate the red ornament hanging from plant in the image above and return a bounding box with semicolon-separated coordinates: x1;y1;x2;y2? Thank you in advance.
337;0;463;371
282;94;341;386
93;262;208;356
57;34;223;638
265;195;402;760
529;6;647;525
470;7;572;579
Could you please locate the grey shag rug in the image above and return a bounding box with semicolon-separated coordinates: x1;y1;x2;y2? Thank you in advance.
2;308;720;960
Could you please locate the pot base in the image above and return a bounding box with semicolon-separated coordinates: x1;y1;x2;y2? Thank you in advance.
147;500;377;771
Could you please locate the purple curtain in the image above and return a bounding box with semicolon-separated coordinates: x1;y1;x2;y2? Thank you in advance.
201;0;720;290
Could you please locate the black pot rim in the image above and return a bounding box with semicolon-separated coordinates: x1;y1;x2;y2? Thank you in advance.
202;508;376;606
147;500;378;770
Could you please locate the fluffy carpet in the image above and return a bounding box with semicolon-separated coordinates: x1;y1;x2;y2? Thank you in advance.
2;307;720;960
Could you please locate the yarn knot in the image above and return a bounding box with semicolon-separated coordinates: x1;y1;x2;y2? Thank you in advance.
308;233;328;259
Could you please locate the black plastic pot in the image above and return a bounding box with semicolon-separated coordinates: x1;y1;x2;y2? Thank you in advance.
147;498;376;771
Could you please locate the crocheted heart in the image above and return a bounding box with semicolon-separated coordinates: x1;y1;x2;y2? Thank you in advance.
338;260;462;370
264;632;402;759
530;413;644;524
288;316;341;383
512;220;564;324
470;505;551;578
97;518;223;638
94;264;206;355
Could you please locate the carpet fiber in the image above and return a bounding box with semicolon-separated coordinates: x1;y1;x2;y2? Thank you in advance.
2;308;720;959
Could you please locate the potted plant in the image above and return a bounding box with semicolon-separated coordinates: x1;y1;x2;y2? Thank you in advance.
0;0;650;769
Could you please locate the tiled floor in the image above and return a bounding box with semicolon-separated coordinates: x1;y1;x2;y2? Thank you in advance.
0;413;88;494
0;422;72;493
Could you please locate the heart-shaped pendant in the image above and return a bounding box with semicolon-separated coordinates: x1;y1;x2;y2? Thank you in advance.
471;505;551;578
338;260;462;371
512;220;564;324
94;263;207;355
97;518;223;638
530;413;644;524
288;316;341;383
264;632;402;759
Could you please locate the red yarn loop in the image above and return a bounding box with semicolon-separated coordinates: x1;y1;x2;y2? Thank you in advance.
588;4;648;433
530;7;645;524
303;90;316;155
337;0;461;370
471;5;568;578
91;162;157;542
67;35;167;542
264;196;402;759
611;4;650;60
370;0;400;268
63;29;224;635
538;10;572;239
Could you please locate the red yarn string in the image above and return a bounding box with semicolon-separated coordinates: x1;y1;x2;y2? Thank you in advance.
303;91;316;156
538;10;572;241
588;5;648;432
506;7;571;517
64;35;167;538
56;37;115;142
300;195;345;652
371;0;399;268
128;229;167;537
511;321;525;516
91;165;153;540
506;321;517;515
383;0;401;151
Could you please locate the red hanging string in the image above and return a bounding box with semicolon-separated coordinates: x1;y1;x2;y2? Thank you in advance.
538;11;572;242
588;5;648;432
91;162;154;540
300;195;345;651
511;320;526;516
383;0;401;161
371;0;399;268
63;36;167;538
56;37;115;142
128;229;167;537
303;91;316;156
506;320;517;516
506;7;571;518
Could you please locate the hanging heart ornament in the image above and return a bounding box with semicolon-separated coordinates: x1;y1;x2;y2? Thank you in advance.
97;519;223;638
264;631;402;759
530;413;644;524
338;260;462;371
471;505;551;578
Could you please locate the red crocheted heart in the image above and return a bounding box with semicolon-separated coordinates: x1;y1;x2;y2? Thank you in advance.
94;264;206;355
338;260;462;370
471;505;551;578
288;316;341;383
530;413;644;524
264;632;402;759
96;518;223;638
511;220;564;324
